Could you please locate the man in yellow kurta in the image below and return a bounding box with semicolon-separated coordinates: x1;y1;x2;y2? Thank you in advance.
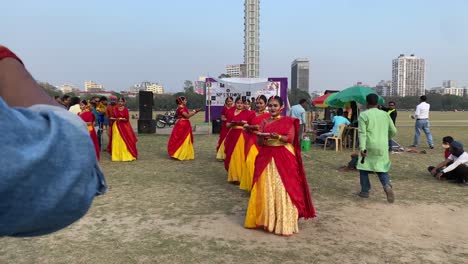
357;94;397;203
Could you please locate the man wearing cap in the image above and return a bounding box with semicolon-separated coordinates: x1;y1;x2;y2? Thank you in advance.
435;141;468;186
411;95;434;149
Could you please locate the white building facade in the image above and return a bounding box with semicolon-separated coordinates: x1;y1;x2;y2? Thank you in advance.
84;81;104;92
146;83;164;94
392;54;425;97
226;64;247;77
244;0;260;78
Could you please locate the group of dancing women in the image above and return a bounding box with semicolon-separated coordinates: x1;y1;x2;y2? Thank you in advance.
167;95;316;236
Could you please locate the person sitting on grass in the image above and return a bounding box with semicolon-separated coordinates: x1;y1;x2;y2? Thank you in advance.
427;136;454;176
338;152;359;172
432;141;468;186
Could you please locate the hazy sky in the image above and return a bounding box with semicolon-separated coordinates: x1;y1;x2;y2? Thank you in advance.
3;0;468;92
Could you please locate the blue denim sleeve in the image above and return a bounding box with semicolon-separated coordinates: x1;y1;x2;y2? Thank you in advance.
0;98;107;237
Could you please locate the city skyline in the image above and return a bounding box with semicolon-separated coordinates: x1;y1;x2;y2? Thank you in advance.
2;0;468;92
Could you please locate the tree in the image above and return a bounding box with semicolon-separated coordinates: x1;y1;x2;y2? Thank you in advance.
183;80;194;94
154;94;177;111
288;88;311;109
218;73;231;79
38;82;62;98
124;97;138;111
383;94;468;111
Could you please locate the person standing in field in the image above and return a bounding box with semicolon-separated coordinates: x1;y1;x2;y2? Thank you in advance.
167;96;201;160
224;96;250;184
109;97;138;161
411;95;434;149
79;100;100;161
245;95;315;235
106;96;118;153
289;98;307;140
357;94;397;203
216;96;234;161
240;95;270;191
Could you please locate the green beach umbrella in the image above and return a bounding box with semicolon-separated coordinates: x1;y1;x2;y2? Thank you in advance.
326;85;384;107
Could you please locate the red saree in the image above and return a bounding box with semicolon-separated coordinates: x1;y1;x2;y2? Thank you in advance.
224;109;251;172
244;111;270;158
216;106;233;151
167;106;194;159
110;107;138;158
79;111;100;161
240;111;271;191
106;104;116;153
252;116;316;219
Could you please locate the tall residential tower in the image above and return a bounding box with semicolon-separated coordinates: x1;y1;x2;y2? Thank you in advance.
392;54;425;97
244;0;260;78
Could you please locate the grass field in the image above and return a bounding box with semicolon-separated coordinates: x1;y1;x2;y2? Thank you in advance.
1;112;468;263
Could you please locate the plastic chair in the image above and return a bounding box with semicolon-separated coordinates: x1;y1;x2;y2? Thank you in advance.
324;124;347;152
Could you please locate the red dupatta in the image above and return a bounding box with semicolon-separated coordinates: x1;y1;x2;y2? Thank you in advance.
112;107;138;158
253;116;316;219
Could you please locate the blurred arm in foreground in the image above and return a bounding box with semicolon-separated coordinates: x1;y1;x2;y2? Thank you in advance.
0;46;107;237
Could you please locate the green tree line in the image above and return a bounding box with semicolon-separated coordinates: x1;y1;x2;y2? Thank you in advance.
383;94;468;111
41;81;468;112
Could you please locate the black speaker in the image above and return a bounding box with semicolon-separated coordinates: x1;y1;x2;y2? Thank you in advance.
138;119;156;134
139;91;153;120
212;119;221;134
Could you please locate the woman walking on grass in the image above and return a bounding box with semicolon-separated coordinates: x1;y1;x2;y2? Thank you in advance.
167;96;201;160
245;95;316;236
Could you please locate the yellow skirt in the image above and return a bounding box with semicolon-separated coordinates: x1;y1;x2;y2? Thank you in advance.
227;134;245;182
244;157;299;235
239;145;258;191
216;138;226;161
171;133;194;160
112;123;136;162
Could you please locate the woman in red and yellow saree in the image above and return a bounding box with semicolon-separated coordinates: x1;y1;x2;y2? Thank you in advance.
245;96;316;236
224;97;251;183
216;97;234;161
78;100;100;161
167;96;201;160
240;95;270;191
109;98;138;162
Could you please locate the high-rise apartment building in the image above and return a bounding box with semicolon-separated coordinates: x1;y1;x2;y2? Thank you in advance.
392;54;425;97
84;81;104;92
374;80;394;97
442;80;457;88
226;64;247;77
131;81;164;94
291;58;310;93
431;80;465;97
146;83;164;94
244;0;260;78
60;84;79;94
